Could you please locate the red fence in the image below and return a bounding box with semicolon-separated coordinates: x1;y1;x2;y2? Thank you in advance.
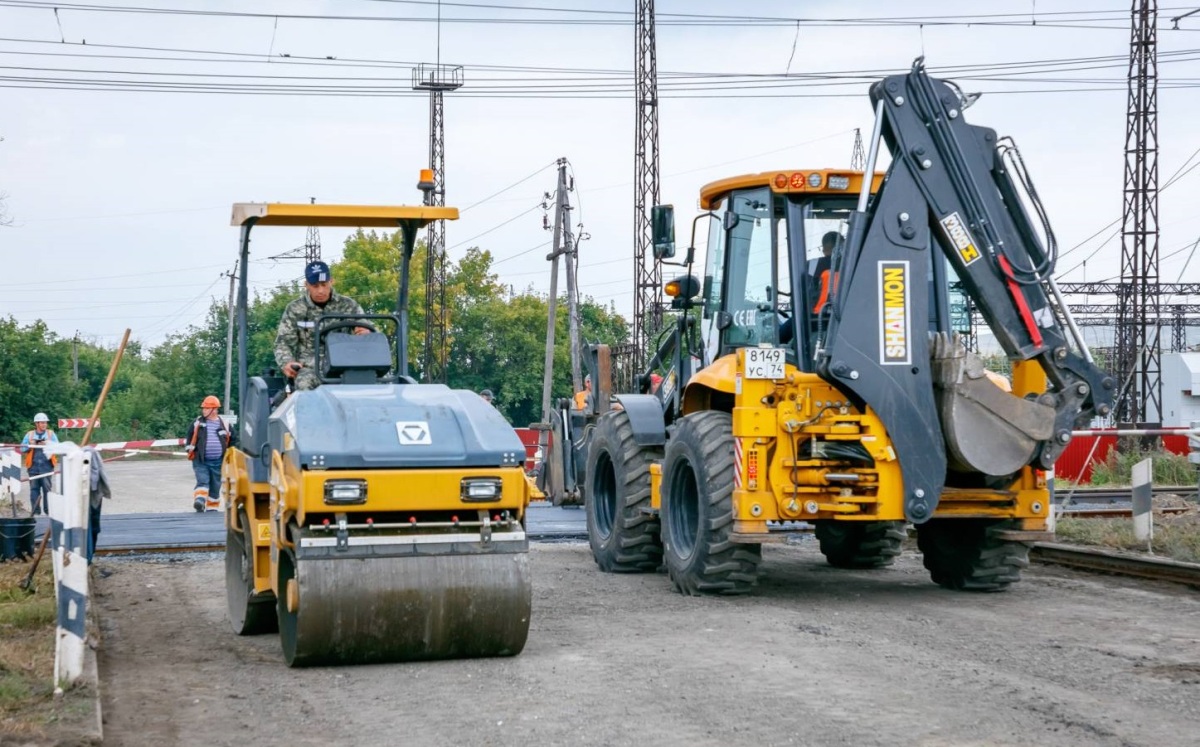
1056;429;1193;483
513;428;547;473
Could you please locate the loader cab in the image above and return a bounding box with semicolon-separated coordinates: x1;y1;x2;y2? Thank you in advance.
696;169;973;372
698;170;872;372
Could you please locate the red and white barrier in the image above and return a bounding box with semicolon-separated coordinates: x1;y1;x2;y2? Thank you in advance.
57;418;99;429
92;438;185;451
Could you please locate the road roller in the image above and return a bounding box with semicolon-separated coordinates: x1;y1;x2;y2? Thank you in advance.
223;184;534;666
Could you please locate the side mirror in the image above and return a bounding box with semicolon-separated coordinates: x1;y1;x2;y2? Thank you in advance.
651;204;676;259
722;211;740;231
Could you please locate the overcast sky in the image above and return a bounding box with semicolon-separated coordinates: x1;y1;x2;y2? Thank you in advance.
2;0;1199;350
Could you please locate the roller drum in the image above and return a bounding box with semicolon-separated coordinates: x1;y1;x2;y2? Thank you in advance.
278;537;531;667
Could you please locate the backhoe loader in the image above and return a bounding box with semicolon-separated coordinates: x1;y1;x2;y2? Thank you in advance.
223;179;533;665
572;59;1113;593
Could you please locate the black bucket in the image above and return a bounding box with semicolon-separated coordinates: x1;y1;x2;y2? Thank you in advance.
0;517;37;561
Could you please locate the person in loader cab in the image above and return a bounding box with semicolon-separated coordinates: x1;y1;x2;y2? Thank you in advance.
186;395;234;512
274;260;369;391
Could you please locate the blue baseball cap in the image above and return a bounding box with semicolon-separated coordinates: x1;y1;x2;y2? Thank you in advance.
305;260;331;284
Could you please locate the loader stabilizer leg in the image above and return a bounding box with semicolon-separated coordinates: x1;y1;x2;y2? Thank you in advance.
820;162;946;523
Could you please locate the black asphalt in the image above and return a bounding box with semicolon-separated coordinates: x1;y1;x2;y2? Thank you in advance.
31;503;588;553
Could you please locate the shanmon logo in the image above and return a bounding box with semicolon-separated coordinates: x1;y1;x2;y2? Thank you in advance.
879;261;911;365
940;212;982;266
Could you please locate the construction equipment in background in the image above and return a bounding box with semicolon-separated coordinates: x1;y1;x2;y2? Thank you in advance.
224;179;534;666
556;58;1114;593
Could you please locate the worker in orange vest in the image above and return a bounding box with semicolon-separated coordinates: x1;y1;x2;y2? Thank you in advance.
812;231;840;315
19;413;58;515
185;395;235;512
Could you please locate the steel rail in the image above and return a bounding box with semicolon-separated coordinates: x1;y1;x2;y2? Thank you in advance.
1031;542;1200;589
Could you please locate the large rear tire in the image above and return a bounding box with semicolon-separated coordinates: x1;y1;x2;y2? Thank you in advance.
814;521;906;569
585;411;663;572
916;519;1030;592
225;508;277;635
660;411;761;595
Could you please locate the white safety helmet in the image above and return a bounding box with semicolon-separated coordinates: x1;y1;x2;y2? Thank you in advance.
33;412;49;423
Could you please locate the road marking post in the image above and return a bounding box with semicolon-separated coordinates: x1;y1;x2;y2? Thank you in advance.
1131;457;1153;551
47;444;89;692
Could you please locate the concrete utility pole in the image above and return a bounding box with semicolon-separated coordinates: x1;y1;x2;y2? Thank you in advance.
71;332;79;384
539;160;571;428
223;261;238;415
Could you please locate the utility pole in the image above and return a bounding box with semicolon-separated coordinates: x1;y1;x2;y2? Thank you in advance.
223;260;238;416
633;0;662;367
71;332;79;384
1115;0;1161;424
412;63;464;384
559;163;583;394
536;161;572;472
851;128;866;171
304;197;321;264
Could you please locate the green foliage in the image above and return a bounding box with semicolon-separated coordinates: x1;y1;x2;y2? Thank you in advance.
1;237;631;443
0;319;82;442
1088;443;1197;487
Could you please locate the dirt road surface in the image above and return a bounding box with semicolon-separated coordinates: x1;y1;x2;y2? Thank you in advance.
92;541;1200;747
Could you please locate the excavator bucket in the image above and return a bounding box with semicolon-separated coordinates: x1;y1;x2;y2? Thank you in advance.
930;333;1055;476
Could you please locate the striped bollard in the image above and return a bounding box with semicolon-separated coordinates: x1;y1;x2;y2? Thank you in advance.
47;444;89;692
1131;457;1153;551
0;448;20;504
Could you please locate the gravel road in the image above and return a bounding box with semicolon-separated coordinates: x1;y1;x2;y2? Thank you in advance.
92;540;1200;747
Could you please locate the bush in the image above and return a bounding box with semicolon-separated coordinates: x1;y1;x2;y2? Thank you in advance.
1089;442;1196;487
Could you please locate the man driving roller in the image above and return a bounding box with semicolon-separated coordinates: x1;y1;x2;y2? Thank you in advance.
274;260;370;391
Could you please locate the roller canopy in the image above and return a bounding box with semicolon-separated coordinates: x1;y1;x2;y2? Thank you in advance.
230;203;459;228
270;384;526;470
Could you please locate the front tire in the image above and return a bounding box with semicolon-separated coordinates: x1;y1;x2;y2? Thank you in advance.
660;411;761;595
916;519;1030;592
584;411;663;572
815;521;906;569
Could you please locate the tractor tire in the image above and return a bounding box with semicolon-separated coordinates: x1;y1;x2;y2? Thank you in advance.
916;519;1030;592
815;520;906;569
660;411;761;595
584;410;663;573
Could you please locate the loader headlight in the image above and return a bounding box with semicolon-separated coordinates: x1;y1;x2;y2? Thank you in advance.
807;172;823;188
461;477;503;503
827;175;851;190
324;479;367;505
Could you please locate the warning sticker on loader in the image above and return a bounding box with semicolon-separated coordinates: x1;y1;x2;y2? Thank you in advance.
940;211;982;266
879;261;911;365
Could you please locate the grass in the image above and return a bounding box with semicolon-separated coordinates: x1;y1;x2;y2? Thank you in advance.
1055;512;1200;565
0;557;97;743
1088;445;1197;487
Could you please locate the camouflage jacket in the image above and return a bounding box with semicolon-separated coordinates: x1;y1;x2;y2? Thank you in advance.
273;290;366;370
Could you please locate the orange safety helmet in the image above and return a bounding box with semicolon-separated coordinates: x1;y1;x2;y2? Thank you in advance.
201;395;221;409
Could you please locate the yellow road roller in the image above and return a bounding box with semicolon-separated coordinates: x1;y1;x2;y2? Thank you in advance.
223;187;533;666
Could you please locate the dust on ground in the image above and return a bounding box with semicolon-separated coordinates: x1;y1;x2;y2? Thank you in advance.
91;541;1200;747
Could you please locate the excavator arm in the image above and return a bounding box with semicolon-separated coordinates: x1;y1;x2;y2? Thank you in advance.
819;59;1115;522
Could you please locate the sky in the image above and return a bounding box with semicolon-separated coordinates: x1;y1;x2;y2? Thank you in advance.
2;0;1199;351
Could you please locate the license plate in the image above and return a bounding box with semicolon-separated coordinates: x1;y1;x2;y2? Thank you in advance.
743;347;785;380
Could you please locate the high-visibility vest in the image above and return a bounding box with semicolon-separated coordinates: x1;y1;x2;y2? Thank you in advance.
23;431;57;470
812;269;833;314
188;417;231;461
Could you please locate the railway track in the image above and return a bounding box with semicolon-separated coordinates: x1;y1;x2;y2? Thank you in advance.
1030;542;1200;589
1055;485;1198;504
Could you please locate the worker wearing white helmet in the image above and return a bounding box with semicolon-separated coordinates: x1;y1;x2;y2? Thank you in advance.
19;413;59;516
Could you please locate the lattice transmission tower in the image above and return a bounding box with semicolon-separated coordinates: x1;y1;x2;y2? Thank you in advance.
412;63;463;384
633;0;662;365
1115;0;1161;423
